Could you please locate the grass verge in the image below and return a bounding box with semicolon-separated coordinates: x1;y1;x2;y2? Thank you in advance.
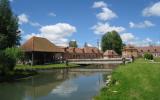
95;58;160;100
15;63;80;70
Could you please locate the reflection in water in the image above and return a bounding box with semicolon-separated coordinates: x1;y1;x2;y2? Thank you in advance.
51;80;78;97
0;65;115;100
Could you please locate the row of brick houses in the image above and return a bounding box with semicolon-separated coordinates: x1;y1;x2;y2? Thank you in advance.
21;36;103;65
122;45;160;58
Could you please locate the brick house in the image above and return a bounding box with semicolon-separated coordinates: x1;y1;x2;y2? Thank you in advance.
136;46;160;57
103;50;119;58
122;45;138;58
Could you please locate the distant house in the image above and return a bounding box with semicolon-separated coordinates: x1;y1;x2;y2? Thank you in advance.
136;46;160;57
122;45;138;58
21;36;63;65
61;47;103;59
122;45;160;58
103;50;119;58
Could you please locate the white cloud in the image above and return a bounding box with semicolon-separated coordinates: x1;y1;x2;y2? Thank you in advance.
92;22;125;35
18;13;42;27
129;20;155;28
125;37;154;47
30;21;42;27
24;23;76;46
49;12;56;17
144;37;152;42
121;33;135;42
96;7;117;21
92;1;107;8
18;14;29;24
143;1;160;16
93;1;117;21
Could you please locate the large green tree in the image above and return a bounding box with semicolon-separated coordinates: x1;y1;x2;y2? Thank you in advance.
0;0;20;50
0;0;21;76
69;40;78;48
101;31;123;55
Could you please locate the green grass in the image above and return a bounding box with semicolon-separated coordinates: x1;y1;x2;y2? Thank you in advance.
154;57;160;62
95;58;160;100
15;63;80;70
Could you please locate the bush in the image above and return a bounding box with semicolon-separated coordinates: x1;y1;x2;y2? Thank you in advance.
0;47;24;76
144;53;153;60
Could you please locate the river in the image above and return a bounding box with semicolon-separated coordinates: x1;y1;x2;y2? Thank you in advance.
0;64;117;100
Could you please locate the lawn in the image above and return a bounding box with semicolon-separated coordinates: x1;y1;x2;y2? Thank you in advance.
95;58;160;100
15;63;80;70
154;57;160;62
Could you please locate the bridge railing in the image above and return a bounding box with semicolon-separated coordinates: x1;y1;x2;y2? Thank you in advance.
67;58;132;64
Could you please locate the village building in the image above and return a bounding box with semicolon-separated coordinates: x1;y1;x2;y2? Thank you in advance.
103;50;119;58
122;45;160;58
21;36;103;65
136;46;160;57
122;45;138;58
21;36;63;65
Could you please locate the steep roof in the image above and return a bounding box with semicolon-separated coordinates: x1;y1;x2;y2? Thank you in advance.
21;36;63;52
104;50;118;56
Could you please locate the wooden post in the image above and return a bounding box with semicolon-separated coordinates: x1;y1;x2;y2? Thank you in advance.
32;52;34;66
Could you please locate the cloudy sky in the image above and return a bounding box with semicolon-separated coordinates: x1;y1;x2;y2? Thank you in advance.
10;0;160;47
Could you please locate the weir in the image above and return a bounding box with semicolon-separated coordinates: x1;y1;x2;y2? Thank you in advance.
68;58;132;64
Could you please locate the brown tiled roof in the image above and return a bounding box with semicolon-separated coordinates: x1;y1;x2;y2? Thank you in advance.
66;47;75;53
75;48;84;53
83;47;94;53
104;50;118;56
123;45;138;51
92;47;100;53
21;36;63;52
136;46;160;53
83;47;102;54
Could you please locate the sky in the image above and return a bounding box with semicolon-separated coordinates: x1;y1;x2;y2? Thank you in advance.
9;0;160;47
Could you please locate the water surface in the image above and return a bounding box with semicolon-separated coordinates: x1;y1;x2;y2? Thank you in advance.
0;65;116;100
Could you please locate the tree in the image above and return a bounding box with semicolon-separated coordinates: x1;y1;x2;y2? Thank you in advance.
0;0;20;50
101;31;122;55
0;0;20;76
69;40;78;48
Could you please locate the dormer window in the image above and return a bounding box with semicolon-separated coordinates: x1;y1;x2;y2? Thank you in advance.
155;49;157;52
148;50;150;52
141;50;143;52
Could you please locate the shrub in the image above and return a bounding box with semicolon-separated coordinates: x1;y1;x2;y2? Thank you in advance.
144;53;153;60
0;47;24;76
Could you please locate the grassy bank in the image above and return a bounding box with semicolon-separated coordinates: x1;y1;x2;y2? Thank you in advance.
95;58;160;100
154;57;160;62
15;63;80;70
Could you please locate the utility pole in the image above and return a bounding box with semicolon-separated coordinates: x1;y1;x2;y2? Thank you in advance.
97;39;100;50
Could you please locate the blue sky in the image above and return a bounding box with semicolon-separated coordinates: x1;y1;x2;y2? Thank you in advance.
10;0;160;47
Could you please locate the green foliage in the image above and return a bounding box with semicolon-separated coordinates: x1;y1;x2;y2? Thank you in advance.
101;31;122;55
69;40;78;47
0;48;23;75
5;47;24;61
0;0;21;76
144;53;153;60
0;0;20;50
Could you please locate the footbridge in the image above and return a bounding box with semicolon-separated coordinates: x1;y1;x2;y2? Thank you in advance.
68;58;132;65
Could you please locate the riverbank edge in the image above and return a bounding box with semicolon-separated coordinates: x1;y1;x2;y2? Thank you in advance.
94;58;160;100
0;63;80;82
